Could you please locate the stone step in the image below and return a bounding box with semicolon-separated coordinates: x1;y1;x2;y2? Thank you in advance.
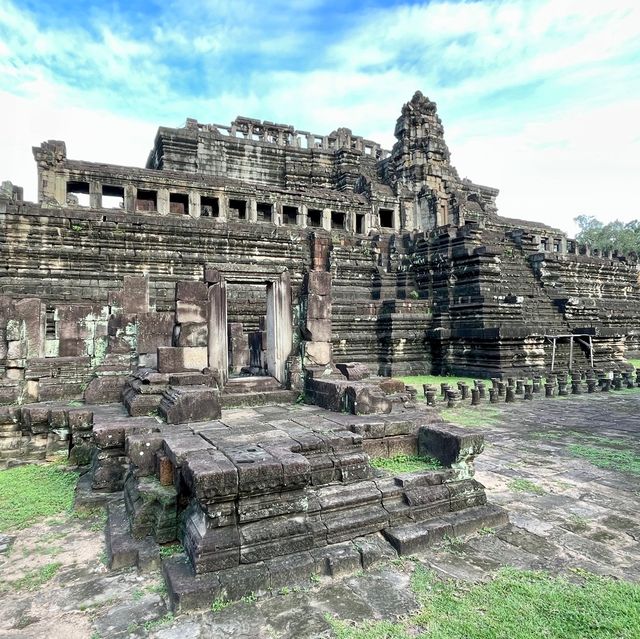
382;504;508;556
223;376;283;394
220;389;298;408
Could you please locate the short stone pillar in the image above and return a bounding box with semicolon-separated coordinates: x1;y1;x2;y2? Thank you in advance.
601;378;611;392
425;389;437;406
446;389;461;408
441;382;450;397
544;382;555;398
489;388;498;403
507;377;515;388
635;368;640;385
476;381;486;399
505;387;516;403
558;380;568;396
571;380;582;395
532;377;541;393
497;381;506;397
612;372;622;390
623;372;634;389
491;378;500;391
586;379;597;393
471;388;480;405
458;382;470;400
515;379;525;395
524;383;533;400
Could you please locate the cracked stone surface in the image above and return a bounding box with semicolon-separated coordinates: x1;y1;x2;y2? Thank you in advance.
0;392;638;638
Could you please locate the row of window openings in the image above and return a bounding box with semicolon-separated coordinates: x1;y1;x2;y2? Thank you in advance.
66;182;395;229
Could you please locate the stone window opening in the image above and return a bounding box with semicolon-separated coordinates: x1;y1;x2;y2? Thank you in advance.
229;198;247;220
356;213;366;234
201;196;219;217
553;240;561;253
379;208;394;229
364;146;372;156
102;184;124;209
169;192;189;215
307;209;322;227
66;181;90;207
331;211;345;230
540;238;548;251
282;205;298;225
45;306;57;339
136;189;157;212
257;202;273;223
314;137;323;148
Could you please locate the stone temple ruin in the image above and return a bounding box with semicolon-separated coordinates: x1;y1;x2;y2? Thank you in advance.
0;91;638;607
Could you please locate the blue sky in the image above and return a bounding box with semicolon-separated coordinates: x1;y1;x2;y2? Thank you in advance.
1;0;639;234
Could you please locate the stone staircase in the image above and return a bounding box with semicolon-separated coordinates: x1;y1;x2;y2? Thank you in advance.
220;375;298;408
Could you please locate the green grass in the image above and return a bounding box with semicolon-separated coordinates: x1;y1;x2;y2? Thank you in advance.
159;542;184;558
627;358;640;369
0;463;78;532
6;562;62;591
439;405;503;428
567;444;640;476
508;478;545;495
370;454;442;473
329;566;640;639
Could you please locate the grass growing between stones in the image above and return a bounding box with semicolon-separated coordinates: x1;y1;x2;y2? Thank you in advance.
440;405;503;429
370;454;442;473
567;444;640;476
0;463;78;532
508;478;545;495
328;567;640;639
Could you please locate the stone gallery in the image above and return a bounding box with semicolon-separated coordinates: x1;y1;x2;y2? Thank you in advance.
0;91;638;607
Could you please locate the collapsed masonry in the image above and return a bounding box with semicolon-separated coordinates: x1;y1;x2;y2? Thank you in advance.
0;91;637;605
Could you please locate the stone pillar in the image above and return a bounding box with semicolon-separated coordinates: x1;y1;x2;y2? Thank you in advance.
189;191;200;218
89;181;101;209
157;188;170;215
249;198;258;223
266;271;292;383
125;185;136;213
298;204;308;228
302;233;333;369
206;269;228;385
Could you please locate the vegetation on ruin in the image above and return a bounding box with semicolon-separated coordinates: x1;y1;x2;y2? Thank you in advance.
4;562;62;592
568;444;640;476
440;405;503;428
508;478;545;495
370;454;441;474
0;462;78;532
329;566;640;639
575;215;640;255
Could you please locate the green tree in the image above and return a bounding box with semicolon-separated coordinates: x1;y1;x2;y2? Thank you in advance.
575;215;640;255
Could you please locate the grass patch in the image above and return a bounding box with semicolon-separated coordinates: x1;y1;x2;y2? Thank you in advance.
627;359;640;369
508;478;545;495
440;405;503;429
159;542;184;558
0;463;78;532
567;444;640;476
370;454;442;474
330;566;640;639
7;562;62;591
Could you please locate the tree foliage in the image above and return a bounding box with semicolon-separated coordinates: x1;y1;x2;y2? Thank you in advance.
575;215;640;255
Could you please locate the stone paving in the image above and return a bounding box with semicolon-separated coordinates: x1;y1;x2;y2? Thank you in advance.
0;392;639;638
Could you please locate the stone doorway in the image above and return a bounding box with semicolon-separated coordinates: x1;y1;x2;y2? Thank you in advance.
206;267;292;388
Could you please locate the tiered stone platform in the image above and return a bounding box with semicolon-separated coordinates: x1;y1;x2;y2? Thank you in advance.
76;401;507;611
